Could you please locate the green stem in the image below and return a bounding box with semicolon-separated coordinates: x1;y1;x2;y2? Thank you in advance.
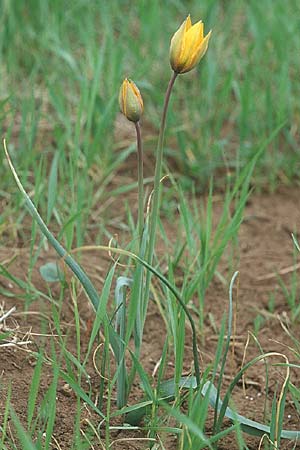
136;71;201;382
142;71;178;324
147;71;178;267
142;70;200;385
135;121;144;247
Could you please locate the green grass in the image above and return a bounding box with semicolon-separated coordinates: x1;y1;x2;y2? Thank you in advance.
1;0;300;449
1;0;300;234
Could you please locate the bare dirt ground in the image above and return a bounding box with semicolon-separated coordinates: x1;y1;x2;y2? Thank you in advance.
1;186;300;449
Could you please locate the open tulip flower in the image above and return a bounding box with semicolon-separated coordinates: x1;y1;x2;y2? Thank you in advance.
170;15;212;74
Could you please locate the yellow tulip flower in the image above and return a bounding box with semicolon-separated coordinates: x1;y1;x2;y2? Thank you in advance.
119;78;143;123
170;15;212;74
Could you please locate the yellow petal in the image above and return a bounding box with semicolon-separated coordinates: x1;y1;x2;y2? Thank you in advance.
170;16;190;72
119;78;143;122
185;21;203;53
197;21;204;41
185;14;192;30
180;21;203;69
129;80;143;111
169;16;211;74
181;29;212;73
119;78;127;115
123;78;129;117
195;29;212;62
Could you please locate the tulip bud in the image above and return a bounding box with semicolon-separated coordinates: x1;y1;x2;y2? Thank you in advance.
119;78;144;122
170;16;212;74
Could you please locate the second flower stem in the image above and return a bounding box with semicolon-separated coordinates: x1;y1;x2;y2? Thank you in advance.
135;121;144;248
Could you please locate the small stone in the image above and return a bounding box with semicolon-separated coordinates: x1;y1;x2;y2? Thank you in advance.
61;383;72;397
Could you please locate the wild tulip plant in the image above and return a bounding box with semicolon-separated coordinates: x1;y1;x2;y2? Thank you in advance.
5;14;297;446
117;15;212;403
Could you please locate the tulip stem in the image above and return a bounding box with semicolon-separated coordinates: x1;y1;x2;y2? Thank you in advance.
147;70;177;268
135;121;144;247
143;70;200;386
141;72;177;324
142;71;179;335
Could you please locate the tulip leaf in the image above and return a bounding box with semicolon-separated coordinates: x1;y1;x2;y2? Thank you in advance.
125;376;300;441
201;381;300;440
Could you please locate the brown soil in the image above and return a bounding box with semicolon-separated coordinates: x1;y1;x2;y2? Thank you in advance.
1;186;300;449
